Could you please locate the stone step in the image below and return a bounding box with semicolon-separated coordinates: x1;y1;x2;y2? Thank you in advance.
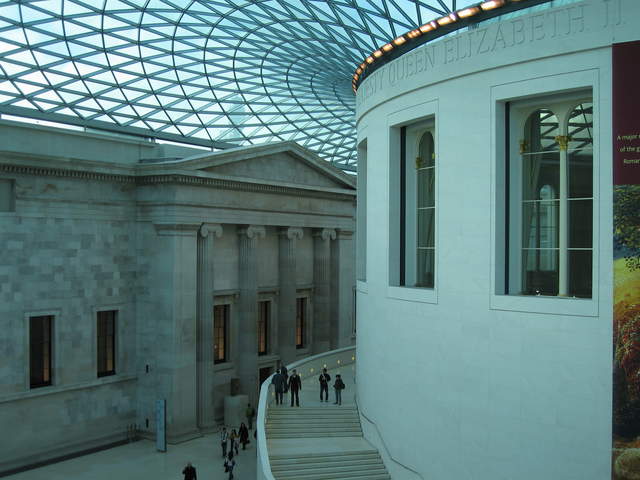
267;431;364;438
270;449;378;461
268;411;358;418
272;457;384;471
269;406;357;412
274;466;390;480
268;425;361;432
271;453;380;467
267;420;361;426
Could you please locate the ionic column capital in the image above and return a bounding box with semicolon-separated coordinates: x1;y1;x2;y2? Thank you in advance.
237;225;266;239
279;227;303;240
313;228;336;241
199;223;223;238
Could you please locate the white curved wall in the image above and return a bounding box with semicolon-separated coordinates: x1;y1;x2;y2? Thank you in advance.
355;1;635;478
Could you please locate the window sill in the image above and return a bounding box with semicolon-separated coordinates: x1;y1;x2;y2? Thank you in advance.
0;374;137;404
213;362;235;372
387;285;437;304
257;355;279;366
490;294;598;317
296;347;311;357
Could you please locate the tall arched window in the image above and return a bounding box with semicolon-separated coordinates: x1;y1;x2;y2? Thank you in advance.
508;96;593;298
416;130;435;287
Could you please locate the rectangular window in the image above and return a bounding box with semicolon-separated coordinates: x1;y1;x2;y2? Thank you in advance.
399;121;436;288
257;300;269;356
505;93;593;298
296;297;306;349
357;139;367;282
30;315;52;388
97;310;116;377
214;304;229;364
0;179;15;212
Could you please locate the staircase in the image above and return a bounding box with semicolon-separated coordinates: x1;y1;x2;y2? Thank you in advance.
270;450;391;480
266;406;391;479
267;406;362;438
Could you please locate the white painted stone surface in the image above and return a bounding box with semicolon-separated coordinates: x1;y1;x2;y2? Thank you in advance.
356;1;630;478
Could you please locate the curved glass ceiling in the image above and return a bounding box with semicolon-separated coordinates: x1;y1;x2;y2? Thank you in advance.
0;0;473;171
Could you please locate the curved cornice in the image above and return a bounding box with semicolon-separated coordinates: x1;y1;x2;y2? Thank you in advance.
352;0;553;92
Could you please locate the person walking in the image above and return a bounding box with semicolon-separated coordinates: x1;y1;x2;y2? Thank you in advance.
245;403;256;430
239;422;249;450
224;452;236;480
182;462;197;480
288;369;302;407
333;374;345;405
319;368;331;402
271;369;285;405
230;428;239;456
220;427;229;458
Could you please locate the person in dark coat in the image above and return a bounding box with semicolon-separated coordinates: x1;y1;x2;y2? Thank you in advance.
224;452;236;480
220;427;229;457
182;462;197;480
278;363;289;393
319;368;331;402
288;369;302;407
271;370;285;405
333;374;345;405
245;403;255;430
239;422;249;450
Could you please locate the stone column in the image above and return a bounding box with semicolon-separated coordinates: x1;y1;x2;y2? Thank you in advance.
196;223;222;431
152;222;200;443
330;229;355;349
237;225;265;405
313;228;335;354
278;227;303;366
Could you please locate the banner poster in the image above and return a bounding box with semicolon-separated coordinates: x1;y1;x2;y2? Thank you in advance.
612;40;640;479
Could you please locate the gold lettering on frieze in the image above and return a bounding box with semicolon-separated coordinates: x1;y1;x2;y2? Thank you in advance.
356;1;613;112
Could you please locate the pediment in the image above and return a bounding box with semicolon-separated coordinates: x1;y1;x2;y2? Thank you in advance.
175;142;355;191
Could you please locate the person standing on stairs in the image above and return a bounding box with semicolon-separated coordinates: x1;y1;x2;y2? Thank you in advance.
333;374;345;405
288;369;302;407
272;369;286;405
220;427;229;458
319;368;331;402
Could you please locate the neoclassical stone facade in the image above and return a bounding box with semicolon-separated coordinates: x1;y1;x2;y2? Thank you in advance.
0;119;355;473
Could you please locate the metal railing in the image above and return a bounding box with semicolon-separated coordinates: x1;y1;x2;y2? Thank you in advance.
255;346;356;480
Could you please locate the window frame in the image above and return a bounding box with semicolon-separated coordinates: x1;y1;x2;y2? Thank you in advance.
28;314;54;389
213;303;230;364
490;70;599;317
386;99;439;304
295;297;306;349
257;300;270;356
97;310;117;377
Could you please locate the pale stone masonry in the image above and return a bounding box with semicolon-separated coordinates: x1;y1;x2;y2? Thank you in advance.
0;119;356;474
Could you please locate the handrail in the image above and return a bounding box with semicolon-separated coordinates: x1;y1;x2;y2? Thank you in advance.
357;397;425;480
256;346;356;480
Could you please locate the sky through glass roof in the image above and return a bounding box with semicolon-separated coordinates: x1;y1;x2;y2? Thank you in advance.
0;0;475;171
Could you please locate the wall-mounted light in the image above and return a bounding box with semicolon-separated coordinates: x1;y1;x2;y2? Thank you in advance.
436;13;457;26
373;49;383;58
392;36;406;46
458;6;481;18
419;21;437;34
382;43;393;52
480;0;505;10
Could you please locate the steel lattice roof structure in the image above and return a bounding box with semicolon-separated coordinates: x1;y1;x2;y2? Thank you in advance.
0;0;490;171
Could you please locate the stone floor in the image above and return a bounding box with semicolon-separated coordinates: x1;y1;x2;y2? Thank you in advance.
6;364;358;480
6;432;257;480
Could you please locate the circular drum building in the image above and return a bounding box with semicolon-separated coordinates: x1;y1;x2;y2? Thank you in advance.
355;0;640;478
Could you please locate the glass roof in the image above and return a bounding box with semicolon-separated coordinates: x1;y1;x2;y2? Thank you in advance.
0;0;474;171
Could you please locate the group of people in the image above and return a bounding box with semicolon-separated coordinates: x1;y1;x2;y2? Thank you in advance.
270;364;302;406
271;365;346;406
182;403;257;480
181;366;348;479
